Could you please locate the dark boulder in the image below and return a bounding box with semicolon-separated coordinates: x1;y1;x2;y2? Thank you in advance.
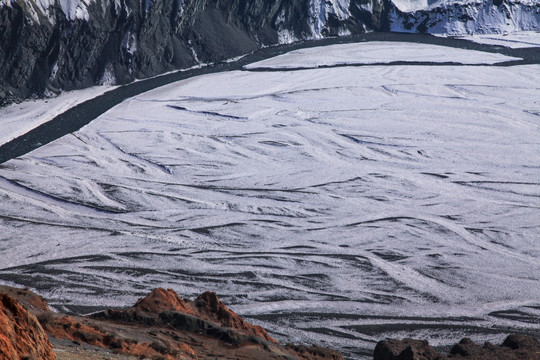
373;338;443;360
374;334;540;360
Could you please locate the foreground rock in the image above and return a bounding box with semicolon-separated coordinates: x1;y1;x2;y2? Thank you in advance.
374;334;540;360
0;292;56;360
1;285;343;360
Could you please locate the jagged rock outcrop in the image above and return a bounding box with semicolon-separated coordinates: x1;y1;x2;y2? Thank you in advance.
93;287;278;343
373;334;540;360
0;293;56;360
192;290;276;342
2;285;343;360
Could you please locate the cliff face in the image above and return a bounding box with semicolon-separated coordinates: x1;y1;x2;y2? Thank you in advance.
0;293;56;360
0;0;538;105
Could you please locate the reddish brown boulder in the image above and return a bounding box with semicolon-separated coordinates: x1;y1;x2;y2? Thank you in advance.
287;343;346;360
190;291;277;343
132;287;190;314
0;293;56;360
502;333;540;351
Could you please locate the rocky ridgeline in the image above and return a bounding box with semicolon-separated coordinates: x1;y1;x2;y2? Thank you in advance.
1;285;540;359
1;0;538;105
0;285;344;360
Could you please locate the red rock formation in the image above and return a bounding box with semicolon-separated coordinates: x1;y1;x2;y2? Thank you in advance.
0;285;50;312
189;291;277;343
132;287;190;314
112;288;277;343
0;293;56;360
3;285;345;360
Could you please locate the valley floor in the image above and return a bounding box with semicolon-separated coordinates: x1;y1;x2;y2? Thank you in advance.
1;32;539;359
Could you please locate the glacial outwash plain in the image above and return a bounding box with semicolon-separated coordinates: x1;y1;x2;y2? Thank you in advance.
0;0;539;359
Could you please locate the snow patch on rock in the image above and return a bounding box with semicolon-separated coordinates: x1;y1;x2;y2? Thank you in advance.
390;0;540;34
308;0;352;38
59;0;93;20
392;0;430;12
99;64;116;86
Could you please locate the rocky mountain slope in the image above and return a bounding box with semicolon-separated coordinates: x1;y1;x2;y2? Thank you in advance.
390;0;540;34
0;0;538;105
1;285;344;359
0;292;56;360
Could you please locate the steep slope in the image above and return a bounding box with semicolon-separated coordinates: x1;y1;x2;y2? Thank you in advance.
0;293;56;360
1;285;344;360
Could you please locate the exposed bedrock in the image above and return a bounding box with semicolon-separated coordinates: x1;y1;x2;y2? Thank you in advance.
1;285;344;360
0;292;56;360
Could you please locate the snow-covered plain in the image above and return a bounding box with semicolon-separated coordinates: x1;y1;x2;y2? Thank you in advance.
455;31;540;49
0;85;117;146
1;42;539;358
245;41;520;69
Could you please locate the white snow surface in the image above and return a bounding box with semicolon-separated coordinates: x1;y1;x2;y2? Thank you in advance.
23;0;95;21
0;41;539;358
245;41;520;69
455;31;540;48
0;85;117;146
